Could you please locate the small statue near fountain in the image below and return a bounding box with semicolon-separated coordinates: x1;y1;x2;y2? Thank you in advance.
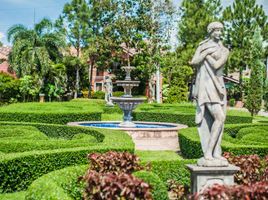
104;75;114;107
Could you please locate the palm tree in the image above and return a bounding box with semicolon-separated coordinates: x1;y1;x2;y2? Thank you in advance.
7;18;65;92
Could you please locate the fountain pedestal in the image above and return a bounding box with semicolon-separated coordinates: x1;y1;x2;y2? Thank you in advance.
111;66;145;127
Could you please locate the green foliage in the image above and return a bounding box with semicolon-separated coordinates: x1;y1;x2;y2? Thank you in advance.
147;159;196;186
91;91;105;99
0;72;20;103
245;28;265;116
57;0;91;98
0;121;134;193
179;124;268;159
161;53;193;103
133;103;252;127
229;98;236;107
0;102;102;124
8;18;65;92
25;165;87;200
135;151;182;162
223;0;268;98
0;125;99;153
134;171;169;200
0;191;26;200
19;75;40;102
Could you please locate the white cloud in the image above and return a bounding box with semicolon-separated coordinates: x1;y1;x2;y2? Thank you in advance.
0;32;5;40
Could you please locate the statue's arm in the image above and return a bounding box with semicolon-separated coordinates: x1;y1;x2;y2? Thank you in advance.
205;48;229;69
190;46;204;65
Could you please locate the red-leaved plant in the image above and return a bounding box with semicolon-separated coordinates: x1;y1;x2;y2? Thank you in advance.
193;181;268;200
223;152;268;184
80;170;152;200
88;151;144;174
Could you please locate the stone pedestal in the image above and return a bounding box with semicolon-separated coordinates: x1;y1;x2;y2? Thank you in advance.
39;93;45;103
187;164;239;194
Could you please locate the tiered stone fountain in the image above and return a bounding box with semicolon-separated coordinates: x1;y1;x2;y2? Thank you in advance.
68;64;187;150
110;66;146;127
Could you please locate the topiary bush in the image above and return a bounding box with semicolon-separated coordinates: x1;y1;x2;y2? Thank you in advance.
179;124;268;159
0;122;134;193
0;102;103;124
133;103;252;126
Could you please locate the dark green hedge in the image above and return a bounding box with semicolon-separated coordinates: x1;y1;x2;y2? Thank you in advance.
134;171;169;200
133;103;252;127
179;124;268;159
0;122;134;193
25;165;169;200
0;112;101;124
25;165;87;200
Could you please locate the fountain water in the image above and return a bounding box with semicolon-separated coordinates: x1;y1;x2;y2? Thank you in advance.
111;66;146;127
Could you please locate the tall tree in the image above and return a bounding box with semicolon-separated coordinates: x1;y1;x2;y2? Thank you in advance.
245;28;265;116
223;0;268;99
57;0;91;98
176;0;222;100
7;18;65;92
0;41;3;47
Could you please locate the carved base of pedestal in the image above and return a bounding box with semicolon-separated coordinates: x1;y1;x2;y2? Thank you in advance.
187;164;240;194
105;102;114;107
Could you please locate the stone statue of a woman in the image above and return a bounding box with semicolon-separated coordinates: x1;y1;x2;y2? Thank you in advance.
190;22;229;167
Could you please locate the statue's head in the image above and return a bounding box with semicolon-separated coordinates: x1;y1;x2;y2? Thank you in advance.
207;21;223;41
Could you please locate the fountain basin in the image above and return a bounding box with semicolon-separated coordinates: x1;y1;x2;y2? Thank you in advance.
67;121;187;151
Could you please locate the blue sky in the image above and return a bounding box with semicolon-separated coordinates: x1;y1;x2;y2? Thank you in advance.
0;0;268;45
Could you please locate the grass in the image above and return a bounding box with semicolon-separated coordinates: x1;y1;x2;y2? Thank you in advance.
135;150;183;162
0;100;104;113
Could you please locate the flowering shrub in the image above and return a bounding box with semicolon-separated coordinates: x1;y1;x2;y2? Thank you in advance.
88;151;144;174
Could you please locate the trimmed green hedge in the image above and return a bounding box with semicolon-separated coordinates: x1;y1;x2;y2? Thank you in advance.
25;166;169;200
133;103;252;126
147;159;196;186
0;102;102;124
134;171;169;200
0;122;134;193
25;165;87;200
0;125;99;153
179;124;268;159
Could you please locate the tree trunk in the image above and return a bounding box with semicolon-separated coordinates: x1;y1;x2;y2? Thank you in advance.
88;61;94;98
74;68;80;98
239;67;243;101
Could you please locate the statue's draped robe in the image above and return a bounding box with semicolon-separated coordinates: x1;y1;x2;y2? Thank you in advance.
191;39;229;156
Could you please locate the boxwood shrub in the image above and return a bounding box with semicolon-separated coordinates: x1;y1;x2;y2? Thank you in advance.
133;103;252;126
25;166;169;200
179;124;268;159
146;159;196;186
0;122;134;193
0;102;103;124
134;171;169;200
